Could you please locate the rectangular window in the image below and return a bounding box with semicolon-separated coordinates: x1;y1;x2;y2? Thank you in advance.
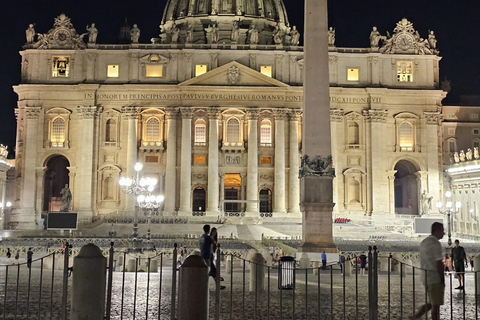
471;113;479;120
260;66;272;77
52;57;69;77
474;129;479;135
195;126;206;143
107;65;119;78
449;141;456;153
347;68;359;81
145;156;159;163
195;65;208;77
146;65;163;78
397;61;413;82
260;157;272;164
194;156;206;164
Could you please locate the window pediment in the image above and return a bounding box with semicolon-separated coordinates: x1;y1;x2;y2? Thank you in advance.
139;54;170;64
394;112;419;120
46;107;72;116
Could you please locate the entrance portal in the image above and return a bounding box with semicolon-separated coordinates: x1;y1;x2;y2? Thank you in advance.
259;189;272;213
43;155;70;212
224;173;241;213
394;160;419;215
192;187;206;212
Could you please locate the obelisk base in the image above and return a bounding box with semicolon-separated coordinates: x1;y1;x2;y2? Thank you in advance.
299;176;337;253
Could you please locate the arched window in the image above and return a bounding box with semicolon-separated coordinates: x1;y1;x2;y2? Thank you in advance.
226;118;240;142
105;119;117;142
399;122;414;151
260;120;272;145
348;122;359;145
195;119;207;144
103;177;114;200
51;117;66;147
145;117;161;141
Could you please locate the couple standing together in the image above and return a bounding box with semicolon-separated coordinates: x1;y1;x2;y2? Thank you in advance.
199;224;226;290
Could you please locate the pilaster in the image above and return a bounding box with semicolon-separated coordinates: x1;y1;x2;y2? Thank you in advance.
164;108;179;213
207;108;221;215
179;108;193;215
273;109;287;214
246;109;259;215
121;106;139;211
288;110;302;214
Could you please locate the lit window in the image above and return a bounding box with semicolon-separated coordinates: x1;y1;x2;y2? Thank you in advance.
397;61;413;82
347;68;359;81
52;57;69;77
150;56;159;62
194;156;206;164
145;118;161;141
260;120;272;145
105;119;117;142
399;122;413;151
260;157;272;164
195;119;207;144
51;117;66;147
107;65;119;78
226;118;240;142
146;65;163;78
260;66;272;77
146;156;159;163
195;65;208;77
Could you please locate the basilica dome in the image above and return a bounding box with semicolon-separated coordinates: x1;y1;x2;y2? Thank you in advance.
160;0;293;45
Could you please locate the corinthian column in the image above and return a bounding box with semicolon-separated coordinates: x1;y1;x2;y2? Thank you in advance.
246;109;259;215
77;106;102;219
179;108;193;215
122;107;139;211
288;110;301;214
207;108;221;215
164;108;179;213
274;109;286;214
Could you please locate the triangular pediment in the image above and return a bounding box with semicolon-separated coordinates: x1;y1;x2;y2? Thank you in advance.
179;61;289;87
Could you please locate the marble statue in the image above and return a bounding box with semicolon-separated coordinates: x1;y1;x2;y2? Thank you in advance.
466;148;473;161
230;21;239;43
474;147;479;159
460;150;466;162
273;23;283;45
248;24;259;44
26;24;35;44
237;6;242;15
60;184;72;212
428;31;437;50
86;23;98;43
185;24;193;44
130;24;140;43
209;23;218;44
327;27;335;46
369;26;382;48
454;152;460;163
290;25;300;46
171;23;180;43
420;191;433;216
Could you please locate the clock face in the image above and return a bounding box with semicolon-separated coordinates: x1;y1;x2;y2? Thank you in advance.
54;28;71;46
396;34;414;51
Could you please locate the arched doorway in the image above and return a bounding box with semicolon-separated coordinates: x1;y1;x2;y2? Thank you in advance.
259;189;272;214
192;187;206;212
43;155;70;212
224;174;241;213
394;160;420;215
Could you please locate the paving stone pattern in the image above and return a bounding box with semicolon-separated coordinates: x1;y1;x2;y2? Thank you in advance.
0;259;478;320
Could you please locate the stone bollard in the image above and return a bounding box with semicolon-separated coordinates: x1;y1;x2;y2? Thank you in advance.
150;259;158;273
191;249;201;256
299;253;310;269
127;259;136;272
249;253;266;293
344;260;352;276
71;244;106;320
225;255;232;274
379;257;389;272
265;253;273;267
313;261;321;275
475;254;480;295
178;255;209;320
117;255;124;268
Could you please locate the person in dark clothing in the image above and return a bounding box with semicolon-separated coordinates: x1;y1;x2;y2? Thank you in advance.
6;248;11;259
27;248;33;269
199;225;225;289
359;253;367;276
451;239;468;290
321;251;327;270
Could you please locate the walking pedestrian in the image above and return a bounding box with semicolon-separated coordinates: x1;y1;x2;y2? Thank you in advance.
410;222;445;320
14;250;20;263
27;248;33;269
209;227;224;283
339;252;345;274
321;251;327;270
359;252;367;276
451;239;468;290
6;248;11;259
470;257;474;272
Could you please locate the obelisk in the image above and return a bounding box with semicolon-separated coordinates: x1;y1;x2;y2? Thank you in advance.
300;0;337;253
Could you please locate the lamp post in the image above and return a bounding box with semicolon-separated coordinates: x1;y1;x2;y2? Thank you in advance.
436;191;461;247
137;194;164;241
119;162;162;245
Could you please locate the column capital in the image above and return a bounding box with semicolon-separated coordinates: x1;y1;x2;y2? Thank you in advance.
219;173;225;178
77;106;103;119
165;107;179;119
273;108;288;120
25;106;41;120
424;111;443;125
208;107;222;119
246;109;260;120
240;173;247;178
362;109;388;123
330;109;344;122
180;107;194;119
288;109;302;121
121;106;139;119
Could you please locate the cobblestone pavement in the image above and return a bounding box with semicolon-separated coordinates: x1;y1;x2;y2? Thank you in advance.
0;261;478;320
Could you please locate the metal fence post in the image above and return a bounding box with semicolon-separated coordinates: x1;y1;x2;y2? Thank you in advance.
105;242;114;320
171;243;178;320
368;246;373;320
373;246;378;320
62;242;70;320
215;245;221;320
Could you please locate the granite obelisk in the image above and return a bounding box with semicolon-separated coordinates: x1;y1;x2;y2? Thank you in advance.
300;0;337;252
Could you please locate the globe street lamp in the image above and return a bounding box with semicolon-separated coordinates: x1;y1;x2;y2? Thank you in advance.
119;162;160;241
436;191;461;247
137;194;164;241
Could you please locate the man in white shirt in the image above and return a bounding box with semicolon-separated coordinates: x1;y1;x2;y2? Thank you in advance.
410;222;445;320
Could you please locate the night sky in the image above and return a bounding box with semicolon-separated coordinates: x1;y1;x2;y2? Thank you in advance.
0;0;479;157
